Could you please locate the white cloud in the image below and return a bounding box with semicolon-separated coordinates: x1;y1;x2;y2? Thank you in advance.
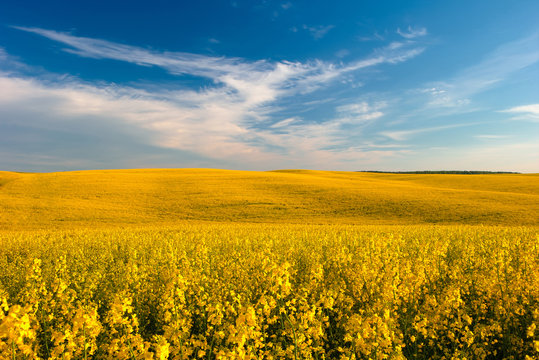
12;26;266;78
474;134;509;139
358;32;385;42
281;2;292;10
380;123;477;141
270;117;299;128
0;75;262;160
387;42;405;50
1;27;428;170
335;49;350;58
418;34;539;111
420;87;446;96
501;104;539;122
252;100;387;166
504;104;539;114
302;24;335;40
337;102;372;114
13;27;425;104
334;101;385;124
397;26;427;39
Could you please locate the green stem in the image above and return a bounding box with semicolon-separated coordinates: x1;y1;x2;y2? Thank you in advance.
125;324;136;360
127;337;136;360
83;323;87;360
206;335;215;360
179;335;183;360
282;311;300;360
40;305;50;357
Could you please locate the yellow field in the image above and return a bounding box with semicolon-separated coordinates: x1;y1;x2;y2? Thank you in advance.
1;169;538;229
0;169;538;359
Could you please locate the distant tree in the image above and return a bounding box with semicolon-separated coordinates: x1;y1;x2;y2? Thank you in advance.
357;170;519;174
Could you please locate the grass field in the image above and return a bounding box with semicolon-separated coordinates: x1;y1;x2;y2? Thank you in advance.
0;169;538;359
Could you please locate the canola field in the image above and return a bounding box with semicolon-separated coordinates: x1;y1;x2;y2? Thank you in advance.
0;169;538;359
1;169;538;229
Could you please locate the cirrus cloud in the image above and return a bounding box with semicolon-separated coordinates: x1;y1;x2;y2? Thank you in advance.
1;27;427;170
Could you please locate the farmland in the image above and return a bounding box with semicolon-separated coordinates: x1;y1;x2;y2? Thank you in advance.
1;169;538;229
0;169;538;359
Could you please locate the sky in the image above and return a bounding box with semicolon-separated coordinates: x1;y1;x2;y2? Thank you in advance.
0;0;538;172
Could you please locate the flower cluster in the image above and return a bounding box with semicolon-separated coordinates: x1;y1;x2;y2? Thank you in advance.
0;224;537;359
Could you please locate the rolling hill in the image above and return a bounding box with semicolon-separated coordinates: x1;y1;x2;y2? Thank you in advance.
1;168;537;230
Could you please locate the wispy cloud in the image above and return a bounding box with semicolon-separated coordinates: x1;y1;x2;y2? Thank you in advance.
302;25;335;40
270;117;299;128
334;101;385;124
281;2;292;10
2;27;427;169
13;26;423;105
501;104;539;122
12;26;266;79
358;31;385;42
335;49;350;58
0;75;250;158
349;32;539;159
419;33;539;110
397;26;427;39
474;134;509;139
252;100;389;166
380;123;477;141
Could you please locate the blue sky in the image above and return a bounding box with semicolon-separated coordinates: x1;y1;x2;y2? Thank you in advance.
0;0;538;172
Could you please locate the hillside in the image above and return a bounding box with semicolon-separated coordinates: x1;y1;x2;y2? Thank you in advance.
1;168;538;229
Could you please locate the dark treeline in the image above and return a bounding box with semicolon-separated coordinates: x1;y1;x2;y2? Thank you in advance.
357;170;520;174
